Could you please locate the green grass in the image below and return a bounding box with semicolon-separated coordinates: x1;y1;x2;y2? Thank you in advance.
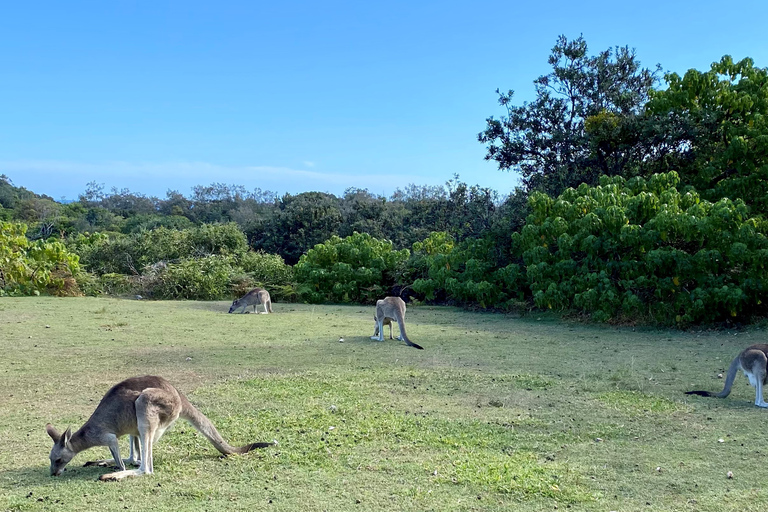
1;298;767;511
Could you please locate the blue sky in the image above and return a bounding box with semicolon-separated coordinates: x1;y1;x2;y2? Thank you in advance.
2;1;767;201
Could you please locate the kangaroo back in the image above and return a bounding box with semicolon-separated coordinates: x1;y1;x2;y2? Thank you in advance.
179;394;274;454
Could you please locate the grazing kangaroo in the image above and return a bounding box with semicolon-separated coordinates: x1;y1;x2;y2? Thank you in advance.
45;375;275;480
371;296;423;350
686;344;768;407
229;287;273;314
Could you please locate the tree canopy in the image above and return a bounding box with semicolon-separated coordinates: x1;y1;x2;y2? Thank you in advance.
479;35;660;197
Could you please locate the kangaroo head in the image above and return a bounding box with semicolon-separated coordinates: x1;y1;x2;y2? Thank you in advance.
228;299;240;313
46;424;75;476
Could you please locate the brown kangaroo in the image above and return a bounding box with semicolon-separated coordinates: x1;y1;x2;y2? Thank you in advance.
229;287;273;314
46;375;275;481
371;296;423;350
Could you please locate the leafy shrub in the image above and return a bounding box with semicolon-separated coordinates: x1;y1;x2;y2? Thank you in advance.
68;226;297;301
0;221;82;296
71;223;249;275
517;172;768;324
73;271;104;296
235;251;296;302
238;251;294;289
186;223;249;257
294;232;409;303
410;232;526;309
151;255;235;300
99;273;136;296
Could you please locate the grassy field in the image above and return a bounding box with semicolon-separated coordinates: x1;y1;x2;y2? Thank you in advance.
1;298;767;511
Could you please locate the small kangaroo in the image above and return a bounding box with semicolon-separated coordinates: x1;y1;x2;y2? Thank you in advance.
45;375;275;481
229;287;273;314
371;296;423;350
686;344;768;407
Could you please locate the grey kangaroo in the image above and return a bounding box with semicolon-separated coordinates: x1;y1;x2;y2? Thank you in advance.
686;344;768;407
46;375;275;481
229;287;273;314
371;296;423;350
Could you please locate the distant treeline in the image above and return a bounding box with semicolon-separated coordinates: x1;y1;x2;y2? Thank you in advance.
0;174;525;266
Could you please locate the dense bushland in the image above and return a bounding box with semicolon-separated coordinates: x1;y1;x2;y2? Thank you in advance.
518;172;768;324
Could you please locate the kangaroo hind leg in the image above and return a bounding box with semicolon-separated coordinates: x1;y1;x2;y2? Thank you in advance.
745;349;768;407
371;319;384;341
100;388;178;481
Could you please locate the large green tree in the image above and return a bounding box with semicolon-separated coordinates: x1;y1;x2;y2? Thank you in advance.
479;35;659;196
641;56;768;214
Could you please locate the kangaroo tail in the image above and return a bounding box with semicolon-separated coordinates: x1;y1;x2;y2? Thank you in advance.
180;395;275;455
394;308;424;350
685;355;741;399
684;390;716;397
267;300;273;313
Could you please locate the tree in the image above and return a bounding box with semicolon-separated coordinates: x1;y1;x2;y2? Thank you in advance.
641;56;768;214
99;187;158;217
79;181;106;206
15;197;61;238
338;188;388;239
253;192;343;264
159;190;193;218
479;35;659;196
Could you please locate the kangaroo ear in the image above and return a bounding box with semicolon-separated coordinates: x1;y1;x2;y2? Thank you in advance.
46;423;61;443
62;427;72;446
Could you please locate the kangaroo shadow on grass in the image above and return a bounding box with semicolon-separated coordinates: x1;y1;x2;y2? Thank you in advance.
684;393;768;411
0;463;112;486
187;301;231;313
353;335;418;350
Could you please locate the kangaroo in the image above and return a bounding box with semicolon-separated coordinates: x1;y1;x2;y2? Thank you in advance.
371;296;423;350
45;375;275;481
686;344;768;407
229;287;273;314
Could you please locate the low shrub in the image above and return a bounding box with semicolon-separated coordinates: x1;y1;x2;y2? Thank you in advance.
0;221;82;296
517;172;768;324
237;251;294;290
70;223;249;275
410;232;526;309
294;232;409;303
151;255;235;300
